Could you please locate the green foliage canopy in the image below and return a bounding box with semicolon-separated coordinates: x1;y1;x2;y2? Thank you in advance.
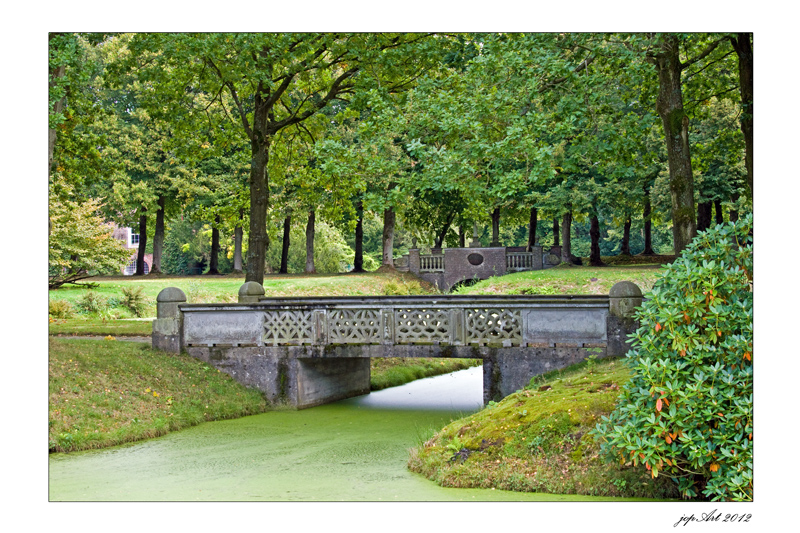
49;186;132;289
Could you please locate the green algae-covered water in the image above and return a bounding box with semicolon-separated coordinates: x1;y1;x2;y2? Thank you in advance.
48;367;622;502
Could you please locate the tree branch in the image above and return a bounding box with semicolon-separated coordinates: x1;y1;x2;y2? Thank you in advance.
270;67;359;133
683;85;739;112
683;50;735;82
205;57;253;140
679;36;727;71
538;55;596;92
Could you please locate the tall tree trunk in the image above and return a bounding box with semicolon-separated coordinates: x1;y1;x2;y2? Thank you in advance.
233;208;244;274
151;195;166;274
697;201;712;233
305;210;316;274
208;214;221;275
48;33;67;179
731;33;753;199
49;34;68;236
651;34;697;255
620;216;632;255
135;210;147;276
553;218;560;247
245;100;271;285
560;211;572;265
729;191;739;222
382;207;395;267
714;199;724;226
353;199;364;272
458;225;466;248
590;214;603;266
280;214;291;274
527;207;538;251
434;210;456;249
490;207;501;246
642;186;655;255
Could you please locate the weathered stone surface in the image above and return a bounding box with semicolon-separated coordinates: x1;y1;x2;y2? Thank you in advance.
609;281;644;318
295;358;370;408
156;287;186;319
153;288;186;352
606;315;639;357
444;247;507;291
184;310;265;346
238;281;265;303
152;319;182;353
523;307;608;344
483;345;609;402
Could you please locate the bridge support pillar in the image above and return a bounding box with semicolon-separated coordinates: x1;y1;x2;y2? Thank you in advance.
295;357;371;409
606;281;643;356
184;345;372;409
482;345;608;403
153;287;186;353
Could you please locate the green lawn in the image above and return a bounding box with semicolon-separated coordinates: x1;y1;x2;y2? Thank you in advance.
48;270;437;333
454;262;670;296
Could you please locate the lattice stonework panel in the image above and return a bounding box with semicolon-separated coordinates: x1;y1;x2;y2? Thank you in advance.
466;308;522;345
328;309;382;344
263;310;314;345
395;309;450;344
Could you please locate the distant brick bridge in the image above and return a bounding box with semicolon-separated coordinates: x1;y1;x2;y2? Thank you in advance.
153;281;643;408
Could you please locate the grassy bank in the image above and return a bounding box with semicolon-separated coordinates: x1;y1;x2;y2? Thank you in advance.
48;336;481;453
49;318;153;337
408;357;680;499
370;358;481;390
453;262;669;296
49;337;269;453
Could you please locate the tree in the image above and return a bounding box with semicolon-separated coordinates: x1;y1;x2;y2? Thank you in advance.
116;33;439;285
729;33;753;198
49;187;131;289
644;33;732;254
49;33;114;210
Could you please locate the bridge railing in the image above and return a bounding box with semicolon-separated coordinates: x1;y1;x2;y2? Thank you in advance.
506;251;535;271
419;254;445;272
177;295;611;349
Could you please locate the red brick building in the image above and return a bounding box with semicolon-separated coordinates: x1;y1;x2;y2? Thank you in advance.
111;226;153;275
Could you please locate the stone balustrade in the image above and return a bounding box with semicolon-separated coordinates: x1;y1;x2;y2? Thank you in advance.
177;295;612;350
419;254;445;272
506;251;536;271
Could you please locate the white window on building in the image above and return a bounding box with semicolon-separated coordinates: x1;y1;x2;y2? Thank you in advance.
124;259;149;275
128;231;140;248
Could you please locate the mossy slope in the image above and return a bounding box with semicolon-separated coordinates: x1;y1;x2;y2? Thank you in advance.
408;357;680;499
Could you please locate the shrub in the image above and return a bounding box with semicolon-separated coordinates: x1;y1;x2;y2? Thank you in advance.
76;291;109;315
383;279;426;296
121;286;147;317
49;300;74;319
592;215;753;501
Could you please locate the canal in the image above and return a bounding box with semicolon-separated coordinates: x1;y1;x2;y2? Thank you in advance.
49;366;617;502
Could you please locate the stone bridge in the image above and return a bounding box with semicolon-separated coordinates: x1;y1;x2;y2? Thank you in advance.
394;245;563;292
153;281;643;409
